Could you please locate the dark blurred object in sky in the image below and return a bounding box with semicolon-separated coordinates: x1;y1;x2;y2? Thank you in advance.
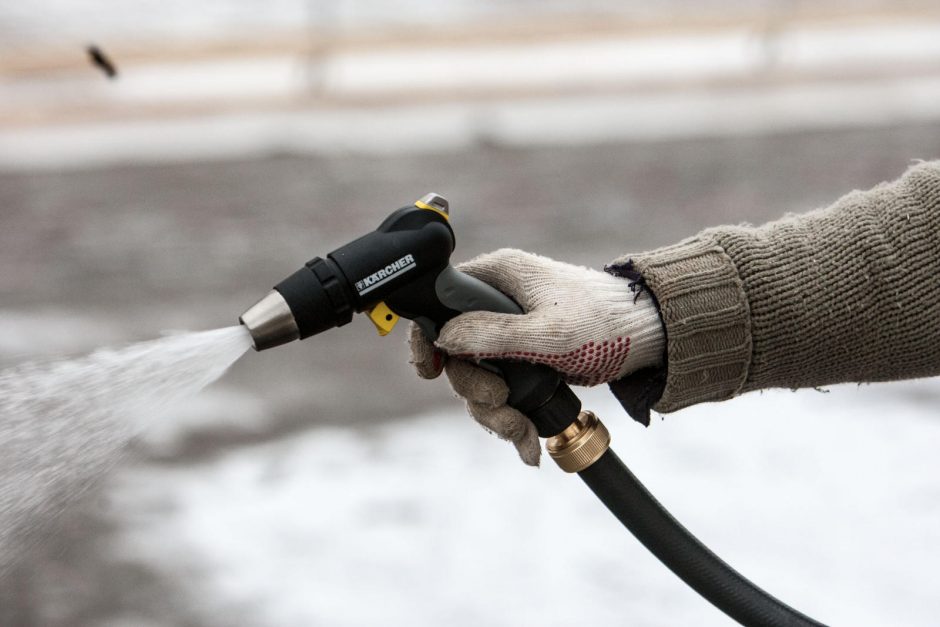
86;44;117;79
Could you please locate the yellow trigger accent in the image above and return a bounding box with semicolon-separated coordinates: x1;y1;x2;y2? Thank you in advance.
367;301;399;336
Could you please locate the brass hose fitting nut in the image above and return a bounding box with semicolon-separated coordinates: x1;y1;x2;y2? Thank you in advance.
546;411;611;473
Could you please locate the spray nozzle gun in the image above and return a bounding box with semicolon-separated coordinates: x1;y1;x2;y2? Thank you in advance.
239;193;588;442
238;194;827;626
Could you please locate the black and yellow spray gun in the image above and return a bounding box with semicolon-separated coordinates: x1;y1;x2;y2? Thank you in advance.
239;194;826;627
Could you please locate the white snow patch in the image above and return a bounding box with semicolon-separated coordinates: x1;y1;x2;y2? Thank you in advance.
110;381;940;626
4;74;940;173
4;20;940;171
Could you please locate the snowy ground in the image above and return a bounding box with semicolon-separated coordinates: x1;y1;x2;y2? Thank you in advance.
107;379;940;627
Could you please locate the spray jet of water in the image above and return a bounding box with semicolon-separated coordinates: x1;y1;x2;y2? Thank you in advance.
0;325;251;576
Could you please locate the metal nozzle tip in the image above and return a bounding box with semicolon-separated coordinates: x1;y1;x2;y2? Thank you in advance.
239;290;300;351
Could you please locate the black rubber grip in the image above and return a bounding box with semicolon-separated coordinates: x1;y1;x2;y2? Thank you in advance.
578;449;828;627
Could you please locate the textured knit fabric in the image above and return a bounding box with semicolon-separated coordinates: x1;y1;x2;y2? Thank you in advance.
608;160;940;417
434;249;665;385
409;249;666;465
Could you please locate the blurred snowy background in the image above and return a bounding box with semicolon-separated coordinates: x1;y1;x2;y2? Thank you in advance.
2;1;940;625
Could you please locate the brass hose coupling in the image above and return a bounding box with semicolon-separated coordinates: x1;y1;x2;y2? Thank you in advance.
546;411;611;473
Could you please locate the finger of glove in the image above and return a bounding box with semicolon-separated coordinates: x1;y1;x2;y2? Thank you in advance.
408;323;445;379
443;358;509;407
436;310;564;361
455;248;544;311
467;401;541;466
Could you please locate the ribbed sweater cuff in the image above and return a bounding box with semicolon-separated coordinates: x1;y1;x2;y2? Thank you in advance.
612;235;752;413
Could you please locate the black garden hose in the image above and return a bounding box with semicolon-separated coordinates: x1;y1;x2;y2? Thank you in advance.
578;448;827;627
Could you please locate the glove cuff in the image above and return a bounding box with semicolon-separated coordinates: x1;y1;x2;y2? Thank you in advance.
616;291;665;377
607;234;751;416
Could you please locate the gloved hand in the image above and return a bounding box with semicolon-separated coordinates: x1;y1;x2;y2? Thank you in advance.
409;249;665;466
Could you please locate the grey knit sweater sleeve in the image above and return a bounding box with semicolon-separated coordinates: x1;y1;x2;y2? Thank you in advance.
607;160;940;417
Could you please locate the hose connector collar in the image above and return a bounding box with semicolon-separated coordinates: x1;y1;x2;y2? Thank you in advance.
546;411;611;473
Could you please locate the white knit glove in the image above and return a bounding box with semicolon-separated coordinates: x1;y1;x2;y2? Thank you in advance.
409;249;665;466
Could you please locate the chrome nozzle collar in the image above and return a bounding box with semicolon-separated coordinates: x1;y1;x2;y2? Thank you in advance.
239;290;300;351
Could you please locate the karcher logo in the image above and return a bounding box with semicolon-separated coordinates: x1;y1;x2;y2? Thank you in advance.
355;254;416;295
